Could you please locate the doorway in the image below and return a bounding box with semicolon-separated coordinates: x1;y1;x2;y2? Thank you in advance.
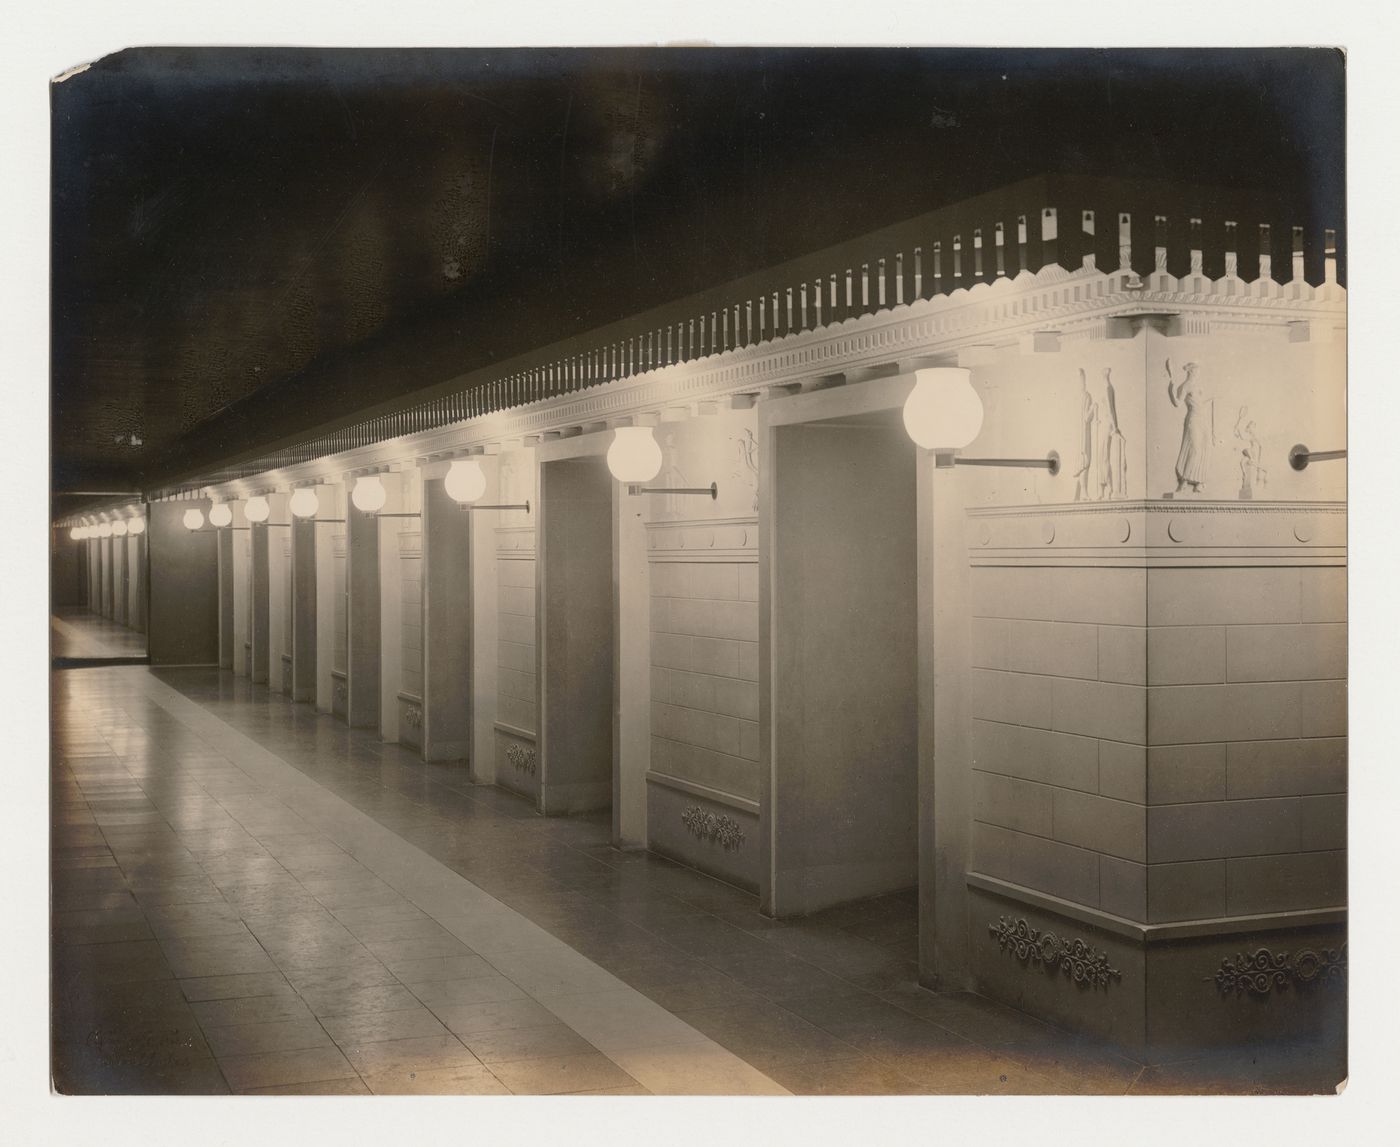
537;452;615;815
765;404;920;917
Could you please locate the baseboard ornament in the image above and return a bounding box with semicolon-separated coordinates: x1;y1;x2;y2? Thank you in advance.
506;743;537;775
988;915;1122;989
681;805;745;850
1210;944;1348;997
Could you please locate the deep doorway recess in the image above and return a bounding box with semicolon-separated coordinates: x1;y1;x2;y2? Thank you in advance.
538;453;616;815
768;408;919;916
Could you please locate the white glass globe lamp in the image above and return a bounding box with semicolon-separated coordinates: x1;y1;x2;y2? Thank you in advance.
351;475;387;513
289;487;319;518
902;367;984;452
606;426;664;484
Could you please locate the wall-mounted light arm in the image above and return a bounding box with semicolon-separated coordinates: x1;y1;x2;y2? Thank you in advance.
934;451;1061;476
1288;444;1347;472
456;500;531;512
902;367;1060;478
625;482;719;499
606;426;718;499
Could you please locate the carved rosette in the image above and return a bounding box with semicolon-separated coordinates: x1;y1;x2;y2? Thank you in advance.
506;744;537;776
404;705;423;729
1211;945;1347;997
681;806;745;851
988;916;1122;989
332;679;348;706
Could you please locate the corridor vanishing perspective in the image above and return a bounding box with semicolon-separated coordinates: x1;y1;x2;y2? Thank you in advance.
50;647;1343;1094
47;47;1349;1100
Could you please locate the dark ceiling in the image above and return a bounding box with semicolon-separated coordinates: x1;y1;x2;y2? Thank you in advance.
50;47;1345;509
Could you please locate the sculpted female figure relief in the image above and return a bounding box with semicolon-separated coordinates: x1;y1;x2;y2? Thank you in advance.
1165;358;1221;496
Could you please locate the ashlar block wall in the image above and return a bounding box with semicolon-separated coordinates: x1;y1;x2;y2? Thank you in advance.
644;406;763;888
969;564;1149;918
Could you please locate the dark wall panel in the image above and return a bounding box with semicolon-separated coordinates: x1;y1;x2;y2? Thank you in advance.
50;532;83;607
148;502;219;666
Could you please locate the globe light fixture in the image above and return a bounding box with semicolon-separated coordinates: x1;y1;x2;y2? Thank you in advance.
208;502;234;528
903;366;1060;476
69;526;84;540
183;508;205;531
289;487;319;518
129;517;146;536
97;522;113;538
244;495;271;523
902;368;984;452
606;424;717;499
444;459;488;505
112;520;128;537
606;426;664;484
351;475;387;513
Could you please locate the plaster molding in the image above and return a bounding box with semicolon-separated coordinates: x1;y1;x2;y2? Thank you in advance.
178;263;1347;501
494;524;537;559
398;530;423;558
969;872;1347;944
645;771;760;816
646;515;759;562
968;499;1346;567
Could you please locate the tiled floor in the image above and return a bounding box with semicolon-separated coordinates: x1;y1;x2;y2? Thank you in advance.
51;609;148;661
50;660;1345;1096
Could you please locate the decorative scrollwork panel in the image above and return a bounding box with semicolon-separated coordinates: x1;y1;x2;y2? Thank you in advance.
506;743;537;776
1210;944;1347;996
988;916;1122;989
681;806;745;851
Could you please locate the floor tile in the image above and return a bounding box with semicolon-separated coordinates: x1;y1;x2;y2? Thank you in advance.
52;665;1345;1098
216;1045;359;1091
384;954;495;982
178;972;296;1002
363;1064;511;1095
462;1022;598;1064
202;1017;334;1056
484;1051;642;1095
298;983;422;1018
320;1006;449;1045
341;1034;481;1076
240;1077;372;1095
673;1003;861;1068
403;973;527;1010
431;998;563;1037
607;1043;789;1096
191;993;316;1028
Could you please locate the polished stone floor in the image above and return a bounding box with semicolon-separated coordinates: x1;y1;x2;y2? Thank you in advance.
50;661;1345;1095
51;609;148;662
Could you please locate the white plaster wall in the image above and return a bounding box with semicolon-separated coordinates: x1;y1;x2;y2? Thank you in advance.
315;482;341;712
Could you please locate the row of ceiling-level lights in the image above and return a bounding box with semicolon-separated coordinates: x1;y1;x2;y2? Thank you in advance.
69;516;145;540
174;368;1068;532
180;420;728;531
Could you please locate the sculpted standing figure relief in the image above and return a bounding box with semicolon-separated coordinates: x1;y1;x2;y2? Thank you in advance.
1234;406;1268;500
1073;367;1128;502
1101;368;1127;500
1164;358;1221;496
1073;369;1099;503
